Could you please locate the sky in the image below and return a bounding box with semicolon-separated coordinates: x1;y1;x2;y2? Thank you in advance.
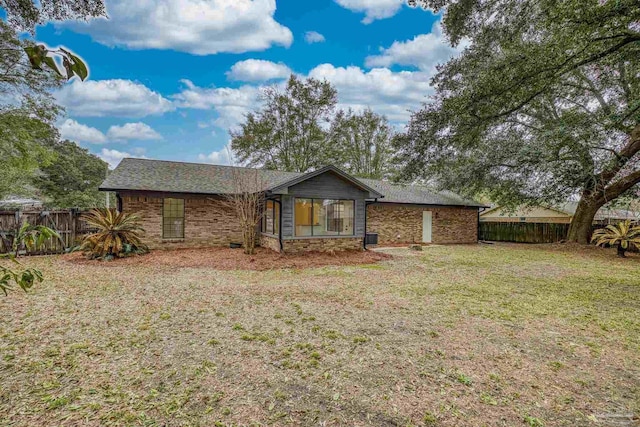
32;0;464;168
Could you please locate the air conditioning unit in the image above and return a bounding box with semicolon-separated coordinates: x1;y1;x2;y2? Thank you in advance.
365;233;378;245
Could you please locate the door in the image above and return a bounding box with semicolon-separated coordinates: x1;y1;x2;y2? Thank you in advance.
422;211;432;243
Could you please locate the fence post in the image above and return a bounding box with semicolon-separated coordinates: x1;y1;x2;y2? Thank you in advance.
70;209;76;248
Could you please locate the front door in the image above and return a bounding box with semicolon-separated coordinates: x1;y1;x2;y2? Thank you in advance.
422;211;432;243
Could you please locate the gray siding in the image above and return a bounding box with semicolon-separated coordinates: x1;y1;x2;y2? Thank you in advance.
287;172;368;199
282;195;294;238
280;172;366;239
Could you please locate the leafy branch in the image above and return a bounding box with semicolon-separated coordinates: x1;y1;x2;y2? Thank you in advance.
23;44;88;81
0;254;43;295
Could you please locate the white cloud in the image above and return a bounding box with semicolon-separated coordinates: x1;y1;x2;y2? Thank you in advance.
107;122;163;141
304;31;325;44
173;80;262;129
59;119;107;144
335;0;404;23
55;79;174;118
308;64;433;122
59;0;292;55
365;21;466;71
198;143;234;165
226;59;291;82
99;148;144;169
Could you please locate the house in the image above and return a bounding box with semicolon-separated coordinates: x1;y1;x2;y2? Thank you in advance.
480;202;639;224
99;159;485;253
0;196;44;210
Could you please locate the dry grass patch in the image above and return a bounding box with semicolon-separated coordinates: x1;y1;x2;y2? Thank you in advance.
1;243;639;426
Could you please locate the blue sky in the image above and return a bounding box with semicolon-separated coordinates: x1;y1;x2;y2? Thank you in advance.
31;0;462;168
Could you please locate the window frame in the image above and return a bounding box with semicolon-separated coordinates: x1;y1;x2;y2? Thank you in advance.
262;199;279;235
294;198;355;237
162;198;185;240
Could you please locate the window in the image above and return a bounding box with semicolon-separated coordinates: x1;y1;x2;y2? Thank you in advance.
262;200;279;235
163;198;184;239
295;198;355;237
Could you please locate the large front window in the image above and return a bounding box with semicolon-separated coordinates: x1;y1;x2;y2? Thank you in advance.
294;198;355;237
163;198;184;239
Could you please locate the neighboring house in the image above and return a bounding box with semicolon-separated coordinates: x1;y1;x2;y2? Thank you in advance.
0;196;44;210
480;202;639;224
99;159;485;253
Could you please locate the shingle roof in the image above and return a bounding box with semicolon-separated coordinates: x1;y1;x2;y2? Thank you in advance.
100;158;302;194
360;179;485;207
100;158;485;207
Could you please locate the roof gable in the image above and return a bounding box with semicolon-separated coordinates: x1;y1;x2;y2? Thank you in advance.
267;165;383;199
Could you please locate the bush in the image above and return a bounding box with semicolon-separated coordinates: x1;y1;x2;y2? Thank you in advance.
591;220;640;258
80;208;148;260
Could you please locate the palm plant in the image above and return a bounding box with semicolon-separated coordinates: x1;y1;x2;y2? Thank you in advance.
591;220;640;258
80;208;148;260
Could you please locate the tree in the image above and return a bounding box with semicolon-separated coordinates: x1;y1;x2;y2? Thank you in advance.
218;169;267;255
1;0;104;81
231;75;338;173
0;0;105;33
399;0;640;243
329;108;394;179
34;140;109;208
0;103;60;199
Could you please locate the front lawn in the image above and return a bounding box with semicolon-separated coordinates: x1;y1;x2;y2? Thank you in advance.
1;244;638;426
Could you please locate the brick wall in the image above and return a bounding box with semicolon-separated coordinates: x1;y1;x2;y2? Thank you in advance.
366;203;478;245
260;234;281;252
121;193;243;249
281;237;363;254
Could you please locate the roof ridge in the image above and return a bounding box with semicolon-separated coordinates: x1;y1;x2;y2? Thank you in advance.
122;157;302;174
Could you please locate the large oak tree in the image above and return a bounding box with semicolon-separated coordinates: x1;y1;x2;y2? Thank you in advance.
399;0;640;243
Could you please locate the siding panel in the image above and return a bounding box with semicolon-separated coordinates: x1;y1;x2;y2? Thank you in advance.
282;172;367;239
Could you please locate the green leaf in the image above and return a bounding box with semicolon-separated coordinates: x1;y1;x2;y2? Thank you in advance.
42;56;63;77
69;54;89;81
24;46;44;69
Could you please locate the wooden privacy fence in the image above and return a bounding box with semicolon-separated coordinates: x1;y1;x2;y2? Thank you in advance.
0;209;96;255
479;222;571;243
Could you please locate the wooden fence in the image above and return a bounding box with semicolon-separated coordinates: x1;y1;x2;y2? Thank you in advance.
479;222;571;243
0;209;96;255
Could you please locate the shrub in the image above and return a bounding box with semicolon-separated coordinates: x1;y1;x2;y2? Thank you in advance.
591;220;640;258
80;208;148;260
12;221;59;256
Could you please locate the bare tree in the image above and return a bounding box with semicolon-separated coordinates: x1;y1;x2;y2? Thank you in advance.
218;168;267;255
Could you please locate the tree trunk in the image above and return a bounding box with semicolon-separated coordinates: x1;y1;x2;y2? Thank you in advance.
566;198;601;244
617;245;626;258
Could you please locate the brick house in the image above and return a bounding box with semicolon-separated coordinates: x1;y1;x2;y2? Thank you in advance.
100;159;485;253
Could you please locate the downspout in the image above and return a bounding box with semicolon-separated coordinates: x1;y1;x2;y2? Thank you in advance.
478;207;487;242
274;198;283;252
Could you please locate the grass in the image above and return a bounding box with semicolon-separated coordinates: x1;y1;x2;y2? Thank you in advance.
1;243;639;426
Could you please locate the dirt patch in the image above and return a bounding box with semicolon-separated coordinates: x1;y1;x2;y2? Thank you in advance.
62;247;391;270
